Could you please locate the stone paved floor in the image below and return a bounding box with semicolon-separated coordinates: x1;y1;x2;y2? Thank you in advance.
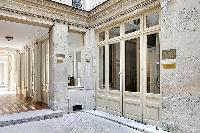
0;112;141;133
0;88;48;115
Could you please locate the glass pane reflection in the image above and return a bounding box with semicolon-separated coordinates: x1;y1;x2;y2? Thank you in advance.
109;43;120;90
99;46;105;89
109;27;120;39
147;33;160;94
146;12;159;28
99;31;105;42
125;38;140;92
125;19;140;34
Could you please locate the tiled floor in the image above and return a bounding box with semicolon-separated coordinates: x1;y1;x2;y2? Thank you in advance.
0;88;48;115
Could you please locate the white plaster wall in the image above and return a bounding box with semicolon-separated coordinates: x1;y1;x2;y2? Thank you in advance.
160;0;200;132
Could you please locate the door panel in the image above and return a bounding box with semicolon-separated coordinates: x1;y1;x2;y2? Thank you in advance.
96;46;107;111
107;90;121;115
143;33;161;124
96;32;161;125
107;43;122;115
96;89;107;111
123;38;142;121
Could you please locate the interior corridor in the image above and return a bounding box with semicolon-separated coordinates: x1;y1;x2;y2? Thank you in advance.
0;20;50;115
0;87;47;115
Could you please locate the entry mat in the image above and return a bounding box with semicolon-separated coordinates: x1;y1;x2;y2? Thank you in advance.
0;109;63;127
85;110;168;133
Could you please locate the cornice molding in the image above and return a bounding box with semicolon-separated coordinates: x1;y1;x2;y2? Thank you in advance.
0;0;90;28
89;0;160;28
0;0;160;29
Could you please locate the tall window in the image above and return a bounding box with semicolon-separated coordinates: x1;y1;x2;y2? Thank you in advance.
125;38;140;92
147;33;160;94
109;43;120;90
68;32;83;87
99;46;105;89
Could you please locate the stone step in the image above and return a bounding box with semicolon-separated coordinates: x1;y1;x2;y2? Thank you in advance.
0;109;63;127
85;110;167;133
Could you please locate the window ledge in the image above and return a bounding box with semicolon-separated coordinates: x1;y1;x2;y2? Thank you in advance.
68;86;84;90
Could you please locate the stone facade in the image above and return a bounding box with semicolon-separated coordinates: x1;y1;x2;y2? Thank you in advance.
49;23;69;112
160;0;200;132
0;0;200;132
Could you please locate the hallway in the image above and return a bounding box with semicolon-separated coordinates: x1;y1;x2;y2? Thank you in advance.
0;87;47;115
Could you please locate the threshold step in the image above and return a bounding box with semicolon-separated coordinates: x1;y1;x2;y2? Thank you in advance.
0;109;63;127
85;110;167;133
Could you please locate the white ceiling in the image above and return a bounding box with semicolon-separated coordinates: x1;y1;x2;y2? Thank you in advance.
0;20;49;50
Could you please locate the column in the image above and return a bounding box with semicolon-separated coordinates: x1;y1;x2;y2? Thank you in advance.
7;54;12;91
49;23;69;111
0;63;3;85
33;43;42;102
16;51;21;95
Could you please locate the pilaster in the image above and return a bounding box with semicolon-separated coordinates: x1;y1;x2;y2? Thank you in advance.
49;23;69;112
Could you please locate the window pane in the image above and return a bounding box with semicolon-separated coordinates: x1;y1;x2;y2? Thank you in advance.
147;33;160;94
109;43;120;90
99;46;105;89
76;51;81;86
99;31;105;42
68;52;74;86
146;12;159;28
125;19;140;34
125;38;140;92
109;26;120;39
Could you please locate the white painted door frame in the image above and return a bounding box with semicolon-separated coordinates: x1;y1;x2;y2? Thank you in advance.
96;8;161;125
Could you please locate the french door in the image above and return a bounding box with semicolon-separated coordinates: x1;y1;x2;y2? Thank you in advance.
96;32;161;125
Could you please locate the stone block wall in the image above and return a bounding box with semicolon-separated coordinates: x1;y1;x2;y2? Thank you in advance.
160;0;200;132
82;29;97;91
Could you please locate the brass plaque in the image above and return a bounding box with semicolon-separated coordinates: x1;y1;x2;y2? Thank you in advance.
57;59;63;64
56;54;65;58
162;49;176;60
162;63;176;69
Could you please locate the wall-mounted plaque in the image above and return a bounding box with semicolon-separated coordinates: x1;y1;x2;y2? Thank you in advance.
162;49;176;60
56;54;65;64
162;63;176;69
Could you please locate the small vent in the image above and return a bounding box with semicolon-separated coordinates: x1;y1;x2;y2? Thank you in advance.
72;0;82;9
73;105;83;111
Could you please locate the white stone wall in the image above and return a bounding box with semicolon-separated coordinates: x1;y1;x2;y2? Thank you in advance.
68;89;95;112
49;23;69;112
82;29;97;90
160;0;200;132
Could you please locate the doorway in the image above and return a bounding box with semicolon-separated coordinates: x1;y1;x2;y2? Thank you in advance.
96;9;161;125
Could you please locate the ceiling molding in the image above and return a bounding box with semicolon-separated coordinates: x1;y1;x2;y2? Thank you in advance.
0;0;160;30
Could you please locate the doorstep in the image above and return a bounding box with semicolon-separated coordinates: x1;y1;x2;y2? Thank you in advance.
85;110;167;133
0;109;63;127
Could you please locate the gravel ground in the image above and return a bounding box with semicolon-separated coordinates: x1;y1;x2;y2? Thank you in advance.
0;112;141;133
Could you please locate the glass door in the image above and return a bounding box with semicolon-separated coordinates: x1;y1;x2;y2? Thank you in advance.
107;42;122;115
122;37;143;121
143;32;161;125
